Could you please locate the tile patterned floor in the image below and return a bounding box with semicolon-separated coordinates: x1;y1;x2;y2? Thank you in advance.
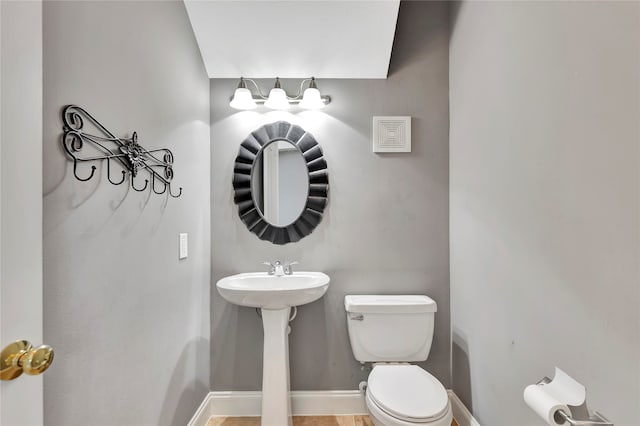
206;416;458;426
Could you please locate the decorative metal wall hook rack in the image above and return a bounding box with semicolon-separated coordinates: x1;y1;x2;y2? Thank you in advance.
61;105;182;198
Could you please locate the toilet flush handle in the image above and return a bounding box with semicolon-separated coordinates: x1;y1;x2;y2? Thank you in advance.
349;313;364;321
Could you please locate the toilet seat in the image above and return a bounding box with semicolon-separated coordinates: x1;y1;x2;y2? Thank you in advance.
367;365;449;423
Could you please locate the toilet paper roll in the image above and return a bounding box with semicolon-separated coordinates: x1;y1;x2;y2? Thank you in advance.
543;368;586;406
524;384;571;426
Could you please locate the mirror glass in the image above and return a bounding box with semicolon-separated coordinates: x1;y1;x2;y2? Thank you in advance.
250;140;309;227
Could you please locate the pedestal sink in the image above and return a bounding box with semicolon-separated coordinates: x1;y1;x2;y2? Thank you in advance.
216;271;330;426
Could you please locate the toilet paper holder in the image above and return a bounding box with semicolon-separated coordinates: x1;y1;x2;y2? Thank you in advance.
537;377;613;426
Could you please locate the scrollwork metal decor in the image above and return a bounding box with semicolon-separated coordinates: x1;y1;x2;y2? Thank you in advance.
232;121;329;245
61;105;182;197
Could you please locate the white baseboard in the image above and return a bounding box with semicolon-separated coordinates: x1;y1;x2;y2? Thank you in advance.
448;390;481;426
291;391;368;416
188;390;367;426
188;393;217;426
189;390;480;426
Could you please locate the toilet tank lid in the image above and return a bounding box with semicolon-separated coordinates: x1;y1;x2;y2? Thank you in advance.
344;295;437;313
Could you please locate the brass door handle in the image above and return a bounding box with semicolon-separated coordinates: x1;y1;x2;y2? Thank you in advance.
1;340;54;380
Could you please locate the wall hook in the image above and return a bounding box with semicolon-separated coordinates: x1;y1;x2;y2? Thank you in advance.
73;162;97;182
61;105;182;198
151;173;167;195
169;186;183;198
131;177;149;192
106;159;127;185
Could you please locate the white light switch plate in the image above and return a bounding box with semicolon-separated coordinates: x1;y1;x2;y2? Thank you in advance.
179;233;188;259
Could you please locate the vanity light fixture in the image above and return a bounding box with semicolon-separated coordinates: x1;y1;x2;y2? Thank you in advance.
229;77;331;110
229;78;257;110
299;77;326;110
264;78;290;110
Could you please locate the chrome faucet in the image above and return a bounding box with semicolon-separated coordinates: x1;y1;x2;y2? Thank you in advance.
262;260;284;276
262;260;298;276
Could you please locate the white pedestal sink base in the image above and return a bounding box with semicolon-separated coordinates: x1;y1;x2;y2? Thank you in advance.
260;307;293;426
215;272;330;426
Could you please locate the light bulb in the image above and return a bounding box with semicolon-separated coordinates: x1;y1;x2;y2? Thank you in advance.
265;88;290;110
299;87;325;109
229;87;257;110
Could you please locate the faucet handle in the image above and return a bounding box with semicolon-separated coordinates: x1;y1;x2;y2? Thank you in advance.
261;261;275;274
284;261;299;275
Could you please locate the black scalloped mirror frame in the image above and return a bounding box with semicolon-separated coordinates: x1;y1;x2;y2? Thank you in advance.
232;121;329;245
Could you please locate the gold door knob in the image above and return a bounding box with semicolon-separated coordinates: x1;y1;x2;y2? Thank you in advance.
1;340;54;381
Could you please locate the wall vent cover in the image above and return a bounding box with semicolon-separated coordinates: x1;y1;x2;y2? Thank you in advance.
373;116;411;153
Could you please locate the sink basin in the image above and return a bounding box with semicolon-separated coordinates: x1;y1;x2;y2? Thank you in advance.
216;271;330;309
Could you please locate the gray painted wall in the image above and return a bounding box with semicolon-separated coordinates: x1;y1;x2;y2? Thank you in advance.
450;2;639;425
210;1;450;391
42;2;210;425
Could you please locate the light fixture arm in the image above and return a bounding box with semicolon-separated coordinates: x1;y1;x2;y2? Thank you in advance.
241;77;270;99
289;78;314;100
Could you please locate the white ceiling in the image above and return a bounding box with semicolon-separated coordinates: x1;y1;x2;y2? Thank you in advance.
184;0;400;79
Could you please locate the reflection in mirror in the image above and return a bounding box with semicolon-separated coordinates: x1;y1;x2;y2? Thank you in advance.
251;140;309;227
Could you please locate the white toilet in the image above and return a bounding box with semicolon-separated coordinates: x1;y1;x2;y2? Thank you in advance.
345;295;452;426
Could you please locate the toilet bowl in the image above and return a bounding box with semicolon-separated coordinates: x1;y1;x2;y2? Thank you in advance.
364;364;452;426
344;295;451;426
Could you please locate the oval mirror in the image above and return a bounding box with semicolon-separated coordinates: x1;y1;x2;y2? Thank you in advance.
250;140;309;227
233;121;329;245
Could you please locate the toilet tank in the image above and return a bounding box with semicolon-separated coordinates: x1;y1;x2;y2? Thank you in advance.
344;295;437;362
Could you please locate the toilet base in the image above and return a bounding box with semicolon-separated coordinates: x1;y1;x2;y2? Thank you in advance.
365;390;453;426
